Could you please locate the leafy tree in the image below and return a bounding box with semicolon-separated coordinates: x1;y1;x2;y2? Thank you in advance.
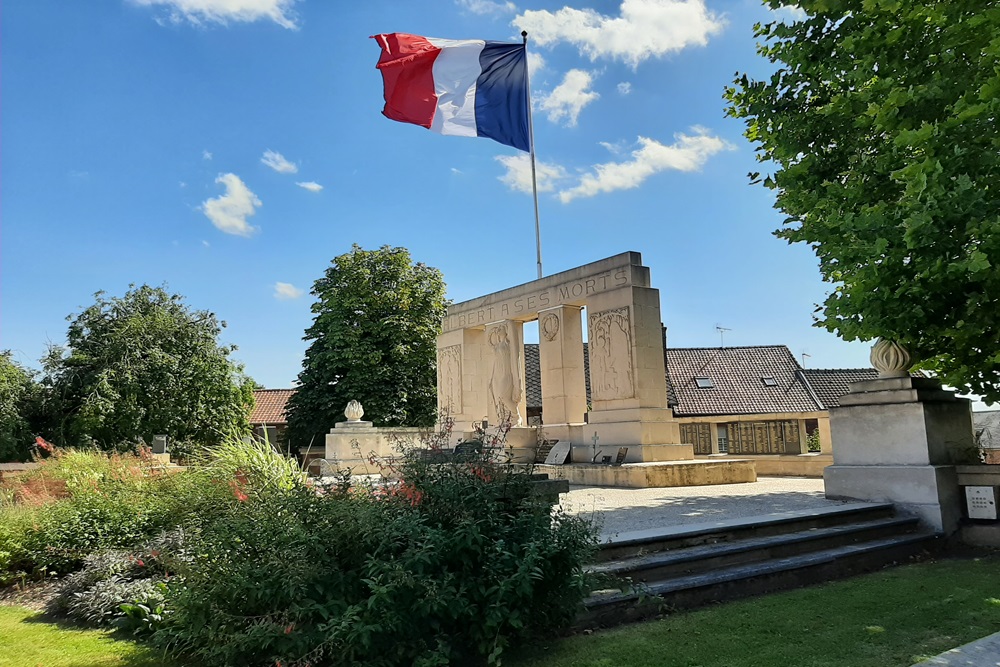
725;2;1000;400
0;352;41;462
45;285;255;449
287;245;448;445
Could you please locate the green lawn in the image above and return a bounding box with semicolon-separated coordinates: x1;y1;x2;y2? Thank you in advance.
1;556;998;667
0;607;176;667
507;556;1000;667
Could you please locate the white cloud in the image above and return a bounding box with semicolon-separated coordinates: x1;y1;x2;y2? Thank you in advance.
451;167;463;174
538;69;599;126
296;181;323;192
515;0;725;67
456;0;516;15
496;153;569;194
202;240;210;247
261;149;298;174
273;282;305;300
202;149;212;160
559;128;732;203
527;51;546;79
129;0;299;29
771;4;807;22
617;81;632;95
201;173;261;237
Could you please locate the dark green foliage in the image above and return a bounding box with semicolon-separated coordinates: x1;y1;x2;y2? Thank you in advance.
725;1;1000;400
287;245;448;445
43;284;255;449
49;536;176;629
0;352;42;462
158;449;597;667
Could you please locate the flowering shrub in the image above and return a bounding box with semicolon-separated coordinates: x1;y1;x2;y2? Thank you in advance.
154;432;597;667
2;431;597;666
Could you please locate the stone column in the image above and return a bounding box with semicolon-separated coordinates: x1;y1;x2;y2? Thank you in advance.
538;305;587;425
484;320;526;426
579;285;686;463
436;327;487;433
824;342;972;534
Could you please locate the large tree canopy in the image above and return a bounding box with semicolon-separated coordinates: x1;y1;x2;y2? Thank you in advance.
725;1;1000;400
287;245;448;445
45;285;255;448
0;352;41;462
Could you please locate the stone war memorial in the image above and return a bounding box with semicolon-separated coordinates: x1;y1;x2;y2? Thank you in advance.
433;251;754;488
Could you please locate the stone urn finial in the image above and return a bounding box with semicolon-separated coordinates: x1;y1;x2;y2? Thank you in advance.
870;338;911;378
344;400;364;422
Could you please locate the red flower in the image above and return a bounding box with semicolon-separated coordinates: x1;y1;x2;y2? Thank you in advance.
229;479;249;502
470;466;492;483
136;559;145;567
395;483;423;507
34;436;54;453
284;623;294;635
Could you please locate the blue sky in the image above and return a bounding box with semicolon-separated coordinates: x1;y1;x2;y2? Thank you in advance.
3;0;881;392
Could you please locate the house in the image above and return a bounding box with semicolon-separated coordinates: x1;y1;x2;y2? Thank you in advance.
524;343;883;476
249;388;295;447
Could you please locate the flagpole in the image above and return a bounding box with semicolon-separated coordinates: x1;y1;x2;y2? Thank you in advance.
522;30;543;280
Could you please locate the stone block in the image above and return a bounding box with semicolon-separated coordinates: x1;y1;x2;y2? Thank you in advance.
535;459;756;488
824;464;962;533
830;400;975;466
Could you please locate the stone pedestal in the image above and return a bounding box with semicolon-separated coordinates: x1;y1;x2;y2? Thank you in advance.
325;420;426;471
824;376;973;534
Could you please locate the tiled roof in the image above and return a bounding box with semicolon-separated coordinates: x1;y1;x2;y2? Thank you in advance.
799;368;880;409
975;410;1000;448
250;389;295;425
524;344;542;408
665;346;821;417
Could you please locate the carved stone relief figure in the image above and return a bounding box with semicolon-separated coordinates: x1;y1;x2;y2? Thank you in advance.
540;312;560;342
589;307;635;401
488;323;522;425
437;345;463;414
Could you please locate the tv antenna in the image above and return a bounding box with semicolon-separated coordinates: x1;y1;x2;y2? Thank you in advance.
715;325;731;348
801;351;812;367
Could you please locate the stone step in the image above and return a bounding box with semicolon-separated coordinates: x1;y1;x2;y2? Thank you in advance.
591;515;920;582
580;531;939;628
596;502;896;562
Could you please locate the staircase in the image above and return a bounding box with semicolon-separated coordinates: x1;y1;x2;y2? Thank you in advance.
581;502;939;628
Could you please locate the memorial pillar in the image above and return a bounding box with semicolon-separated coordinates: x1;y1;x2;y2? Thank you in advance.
580;285;686;462
436;327;487;433
824;341;972;534
538;305;587;425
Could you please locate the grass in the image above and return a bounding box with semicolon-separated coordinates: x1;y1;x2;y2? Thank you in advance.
0;606;176;667
507;555;1000;667
1;556;998;667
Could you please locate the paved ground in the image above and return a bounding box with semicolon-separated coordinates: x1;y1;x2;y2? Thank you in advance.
557;476;842;539
913;631;1000;666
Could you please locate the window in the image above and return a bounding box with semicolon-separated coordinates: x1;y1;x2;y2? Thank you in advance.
761;376;778;387
695;377;714;389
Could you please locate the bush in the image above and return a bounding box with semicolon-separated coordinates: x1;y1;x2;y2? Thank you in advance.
0;445;230;579
157;440;597;667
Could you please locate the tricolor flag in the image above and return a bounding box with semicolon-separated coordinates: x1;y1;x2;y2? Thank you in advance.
371;33;530;152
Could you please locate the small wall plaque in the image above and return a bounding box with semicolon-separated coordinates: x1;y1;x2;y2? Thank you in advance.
966;486;999;521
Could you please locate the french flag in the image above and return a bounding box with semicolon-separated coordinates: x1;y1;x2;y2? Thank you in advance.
371;33;530;152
